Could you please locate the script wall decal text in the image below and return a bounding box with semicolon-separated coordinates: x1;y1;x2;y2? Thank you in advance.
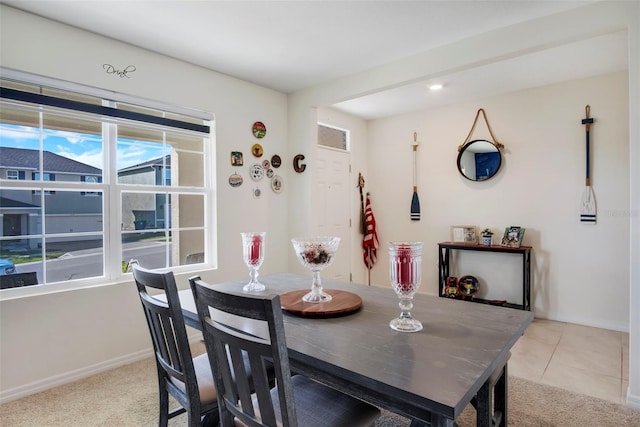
103;64;136;78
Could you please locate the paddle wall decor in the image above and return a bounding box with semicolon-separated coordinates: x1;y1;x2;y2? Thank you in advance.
410;132;421;221
580;105;597;224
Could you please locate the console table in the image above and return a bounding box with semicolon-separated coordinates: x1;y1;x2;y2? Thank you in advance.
438;242;531;310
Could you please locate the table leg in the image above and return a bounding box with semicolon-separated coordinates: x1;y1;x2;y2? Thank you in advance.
494;364;508;427
475;380;492;427
523;250;531;310
475;363;508;427
438;246;450;297
428;414;458;427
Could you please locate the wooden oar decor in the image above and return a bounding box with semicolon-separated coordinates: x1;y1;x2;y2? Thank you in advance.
410;132;420;221
580;105;597;224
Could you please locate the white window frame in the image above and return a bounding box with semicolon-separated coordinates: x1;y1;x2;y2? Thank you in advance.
0;69;217;299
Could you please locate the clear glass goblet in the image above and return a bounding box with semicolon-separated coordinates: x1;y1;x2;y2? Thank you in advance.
388;241;424;332
291;236;340;303
241;232;266;292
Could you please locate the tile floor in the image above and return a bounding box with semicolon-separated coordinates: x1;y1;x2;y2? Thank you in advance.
509;318;629;404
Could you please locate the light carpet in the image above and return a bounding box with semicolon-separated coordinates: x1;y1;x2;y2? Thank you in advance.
1;356;639;426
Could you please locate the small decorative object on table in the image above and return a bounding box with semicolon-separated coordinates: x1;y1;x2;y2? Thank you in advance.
480;228;493;246
501;226;525;248
241;232;266;292
444;276;459;298
388;242;424;332
458;275;480;300
451;225;477;244
291;237;340;303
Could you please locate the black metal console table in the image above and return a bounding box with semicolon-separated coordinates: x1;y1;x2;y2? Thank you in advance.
438;242;531;310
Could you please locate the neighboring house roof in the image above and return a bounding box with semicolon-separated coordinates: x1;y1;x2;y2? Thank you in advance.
0;147;102;175
0;196;39;209
118;155;171;174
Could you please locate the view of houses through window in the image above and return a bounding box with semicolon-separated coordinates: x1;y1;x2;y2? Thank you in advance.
0;74;213;289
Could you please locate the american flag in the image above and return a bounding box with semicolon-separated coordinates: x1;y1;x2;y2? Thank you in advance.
362;193;379;270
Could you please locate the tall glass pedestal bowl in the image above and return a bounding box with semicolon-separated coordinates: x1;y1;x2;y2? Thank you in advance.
388;241;424;332
291;237;341;303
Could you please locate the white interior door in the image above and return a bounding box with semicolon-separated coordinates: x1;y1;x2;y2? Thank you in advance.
315;147;351;281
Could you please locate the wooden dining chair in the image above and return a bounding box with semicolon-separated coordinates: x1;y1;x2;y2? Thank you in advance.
132;263;219;427
189;276;381;427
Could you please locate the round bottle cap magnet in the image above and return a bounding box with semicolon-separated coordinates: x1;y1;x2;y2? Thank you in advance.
251;143;264;157
250;164;265;181
252;122;266;138
271;175;283;193
229;173;243;187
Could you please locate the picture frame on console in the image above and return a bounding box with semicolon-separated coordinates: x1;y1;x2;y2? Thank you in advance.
501;226;525;248
451;225;477;244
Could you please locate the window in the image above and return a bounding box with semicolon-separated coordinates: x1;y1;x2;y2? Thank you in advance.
6;170;24;180
0;70;214;292
81;175;100;196
318;123;349;151
32;172;56;195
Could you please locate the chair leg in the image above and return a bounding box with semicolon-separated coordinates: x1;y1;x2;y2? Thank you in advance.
202;411;220;427
219;408;235;427
158;384;169;427
188;410;201;427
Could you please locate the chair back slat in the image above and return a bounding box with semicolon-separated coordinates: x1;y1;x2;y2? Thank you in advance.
190;277;297;427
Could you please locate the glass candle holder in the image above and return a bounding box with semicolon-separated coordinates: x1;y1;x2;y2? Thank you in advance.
241;232;266;292
388;241;423;332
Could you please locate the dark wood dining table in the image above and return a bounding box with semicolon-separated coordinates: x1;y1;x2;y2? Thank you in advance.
176;272;533;427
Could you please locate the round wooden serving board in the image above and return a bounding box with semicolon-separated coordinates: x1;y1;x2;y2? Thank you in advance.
280;289;362;318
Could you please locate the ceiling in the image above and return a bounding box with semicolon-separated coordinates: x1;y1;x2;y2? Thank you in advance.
3;1;628;120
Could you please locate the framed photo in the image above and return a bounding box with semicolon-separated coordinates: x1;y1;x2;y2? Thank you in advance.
501;226;526;248
451;225;477;244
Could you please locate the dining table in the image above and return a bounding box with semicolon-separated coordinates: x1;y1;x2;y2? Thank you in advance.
176;272;533;427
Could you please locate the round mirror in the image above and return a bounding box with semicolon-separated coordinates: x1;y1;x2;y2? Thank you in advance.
457;139;502;181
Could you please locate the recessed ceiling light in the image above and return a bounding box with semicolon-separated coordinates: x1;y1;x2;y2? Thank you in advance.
429;84;443;91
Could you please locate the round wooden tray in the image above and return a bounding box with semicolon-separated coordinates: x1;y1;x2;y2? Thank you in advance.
280;289;362;318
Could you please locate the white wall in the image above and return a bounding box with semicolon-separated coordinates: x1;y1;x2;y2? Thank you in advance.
287;1;639;407
0;5;289;401
365;72;629;331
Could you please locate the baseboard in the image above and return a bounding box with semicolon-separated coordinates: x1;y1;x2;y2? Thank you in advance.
0;348;152;404
0;333;203;404
626;387;640;410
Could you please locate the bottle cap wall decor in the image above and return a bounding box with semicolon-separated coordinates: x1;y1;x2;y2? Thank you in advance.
251;143;263;157
271;175;283;193
231;151;243;166
228;173;243;187
250;164;265;181
252;121;266;138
